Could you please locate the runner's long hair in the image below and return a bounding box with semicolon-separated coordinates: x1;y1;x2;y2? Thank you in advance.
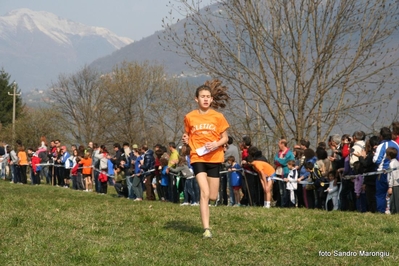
195;79;230;109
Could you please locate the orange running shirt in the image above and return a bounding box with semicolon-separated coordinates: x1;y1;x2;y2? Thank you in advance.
79;158;93;175
251;160;275;178
184;109;229;164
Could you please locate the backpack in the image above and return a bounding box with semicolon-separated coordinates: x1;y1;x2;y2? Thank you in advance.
71;163;79;176
99;171;108;182
313;166;329;191
38;151;49;163
313;166;323;181
305;167;323;190
64;157;74;169
305;174;316;190
230;163;243;187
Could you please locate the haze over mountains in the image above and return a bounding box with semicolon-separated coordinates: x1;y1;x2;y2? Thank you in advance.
0;8;133;92
89;30;190;76
2;5;398;121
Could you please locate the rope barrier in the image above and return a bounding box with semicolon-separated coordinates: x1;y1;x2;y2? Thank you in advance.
35;162;155;179
341;167;398;180
26;162;399;184
35;163;93;169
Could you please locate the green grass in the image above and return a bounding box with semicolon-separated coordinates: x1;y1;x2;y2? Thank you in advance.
0;181;398;265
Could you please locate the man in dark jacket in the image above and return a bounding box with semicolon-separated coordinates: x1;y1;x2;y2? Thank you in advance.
111;143;123;167
140;145;155;200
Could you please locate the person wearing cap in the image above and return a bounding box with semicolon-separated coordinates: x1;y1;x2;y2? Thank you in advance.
111;143;123;167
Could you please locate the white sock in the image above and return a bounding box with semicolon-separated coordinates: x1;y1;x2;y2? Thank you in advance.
264;201;267;207
266;201;271;207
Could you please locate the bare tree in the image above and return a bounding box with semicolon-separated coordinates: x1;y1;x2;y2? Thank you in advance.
50;66;112;145
162;0;399;144
148;77;196;145
98;62;195;146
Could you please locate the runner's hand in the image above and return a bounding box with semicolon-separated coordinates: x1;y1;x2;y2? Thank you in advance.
205;141;217;151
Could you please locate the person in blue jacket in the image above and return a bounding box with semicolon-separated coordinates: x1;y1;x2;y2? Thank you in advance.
373;127;399;213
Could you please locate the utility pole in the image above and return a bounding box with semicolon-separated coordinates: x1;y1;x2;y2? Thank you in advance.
8;82;21;142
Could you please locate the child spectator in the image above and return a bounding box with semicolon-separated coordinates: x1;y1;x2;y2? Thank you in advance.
79;152;93;192
107;157;114;186
160;157;169;201
325;171;339;211
284;160;298;207
352;161;367;213
28;148;41;185
69;149;79;190
386;147;399;214
170;156;197;206
98;169;109;194
226;155;242;207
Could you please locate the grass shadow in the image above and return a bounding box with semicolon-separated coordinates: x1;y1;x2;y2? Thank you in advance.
163;220;202;235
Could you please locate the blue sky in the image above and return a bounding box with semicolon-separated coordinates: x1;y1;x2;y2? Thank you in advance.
0;0;213;40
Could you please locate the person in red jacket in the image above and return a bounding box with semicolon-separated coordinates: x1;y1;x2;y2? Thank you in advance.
29;148;41;185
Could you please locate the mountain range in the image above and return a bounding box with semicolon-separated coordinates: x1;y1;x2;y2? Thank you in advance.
0;8;133;92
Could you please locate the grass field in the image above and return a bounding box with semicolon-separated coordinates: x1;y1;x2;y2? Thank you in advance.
0;181;398;265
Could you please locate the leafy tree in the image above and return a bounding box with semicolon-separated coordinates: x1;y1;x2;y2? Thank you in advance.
162;0;399;144
0;69;23;128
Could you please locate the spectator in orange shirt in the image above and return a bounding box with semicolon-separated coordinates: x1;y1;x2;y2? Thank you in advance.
18;146;28;184
247;150;275;209
79;152;93;192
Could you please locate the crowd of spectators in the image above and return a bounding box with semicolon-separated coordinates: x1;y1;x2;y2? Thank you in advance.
0;121;398;214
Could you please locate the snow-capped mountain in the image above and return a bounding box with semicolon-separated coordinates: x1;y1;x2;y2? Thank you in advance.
0;8;133;91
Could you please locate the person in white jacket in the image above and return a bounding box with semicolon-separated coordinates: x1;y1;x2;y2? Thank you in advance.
325;171;339;210
284;160;298;207
349;131;366;168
